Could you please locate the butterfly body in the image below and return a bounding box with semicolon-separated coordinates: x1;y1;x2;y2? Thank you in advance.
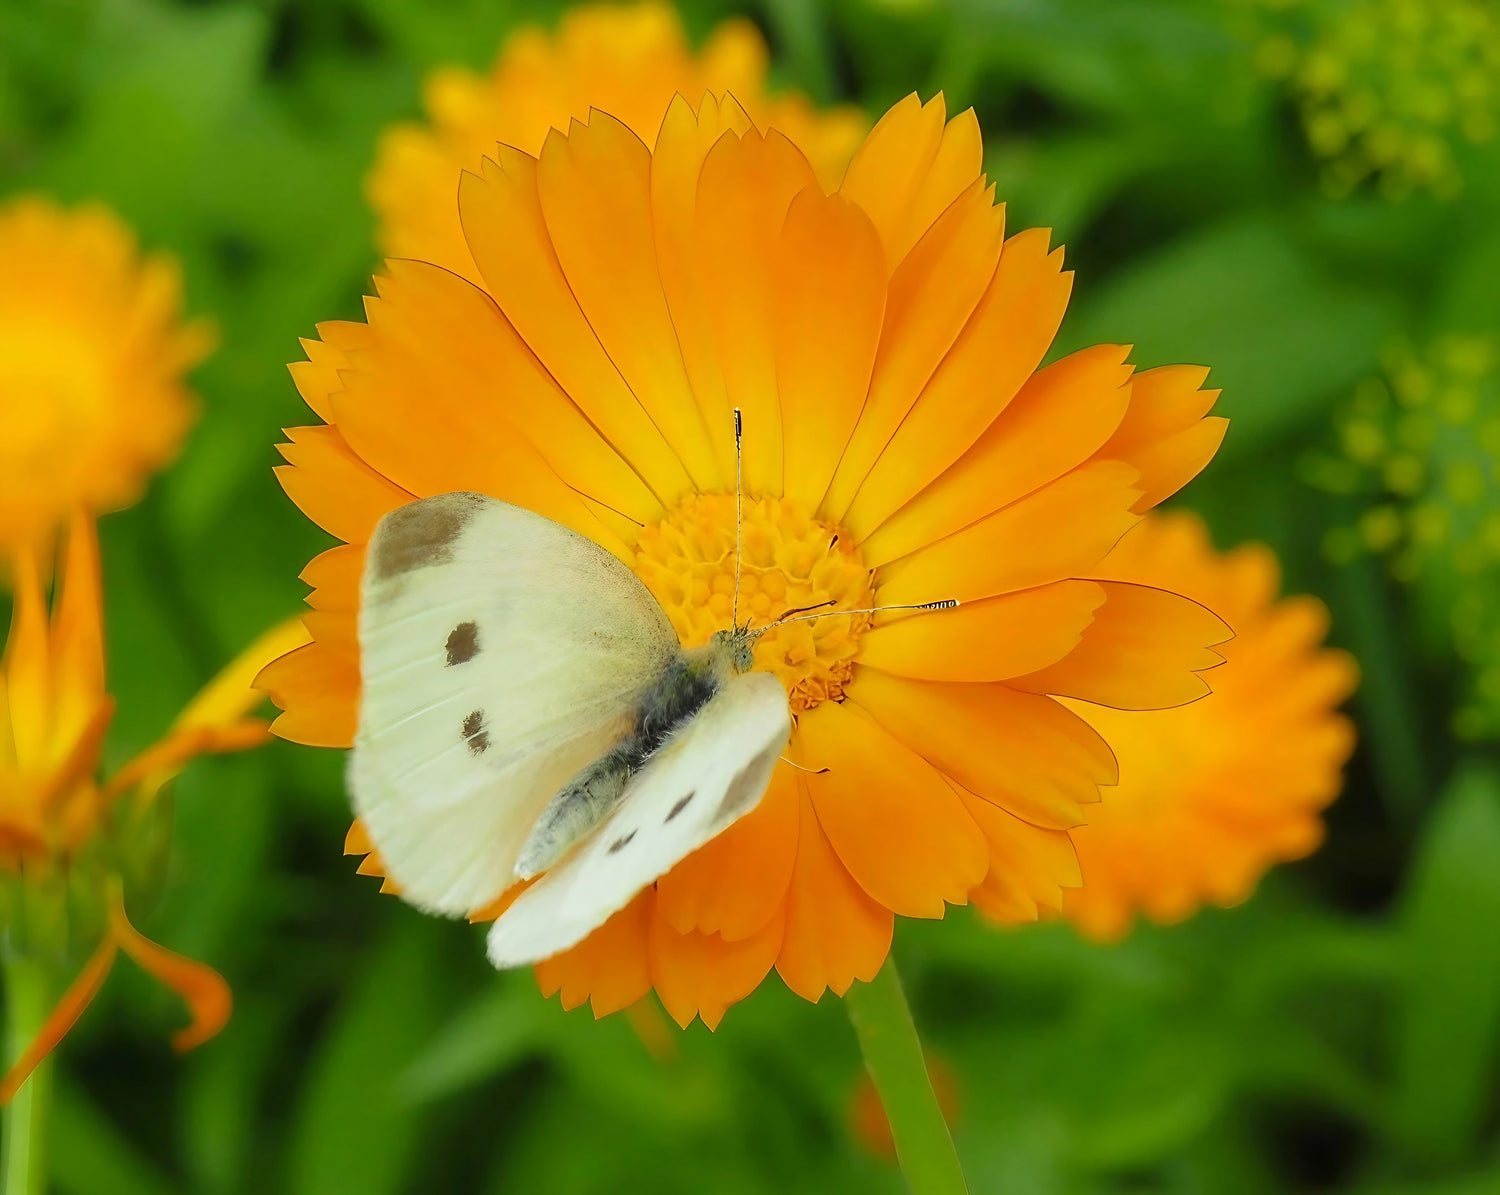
516;634;750;878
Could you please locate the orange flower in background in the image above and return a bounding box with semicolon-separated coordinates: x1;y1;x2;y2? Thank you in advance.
0;196;213;549
264;90;1231;1028
1060;512;1359;942
0;510;305;1101
367;1;866;282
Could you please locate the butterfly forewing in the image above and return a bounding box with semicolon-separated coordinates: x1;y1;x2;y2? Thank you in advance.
352;493;680;916
486;671;791;967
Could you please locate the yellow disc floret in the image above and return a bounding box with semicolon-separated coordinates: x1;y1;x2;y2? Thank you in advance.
632;494;876;713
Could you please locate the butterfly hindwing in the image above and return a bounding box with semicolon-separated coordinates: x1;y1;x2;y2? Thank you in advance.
352;493;680;916
486;671;791;967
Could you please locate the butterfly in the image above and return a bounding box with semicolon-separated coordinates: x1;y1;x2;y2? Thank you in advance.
349;417;958;969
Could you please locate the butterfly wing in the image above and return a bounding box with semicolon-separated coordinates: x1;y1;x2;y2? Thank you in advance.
352;492;680;917
486;670;791;967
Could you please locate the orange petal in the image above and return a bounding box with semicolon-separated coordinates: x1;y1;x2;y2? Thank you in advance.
535;890;653;1019
876;461;1141;605
300;544;364;612
1012;581;1231;710
862;344;1134;566
1128;417;1230;511
776;785;893;1001
848;670;1114;830
4;541;51;770
255;640;359;748
1091;365;1224;510
775;187;887;512
840;94;980;270
108;893;231;1052
50;510;106;751
797;702;988;918
288;321;373;423
822;178;1005;523
177;617;310;733
858;580;1105;683
955;784;1081;923
651;92;757;484
647;902;785;1030
694;126;818;496
335;260;647;545
0;936;117;1105
656;759;800;940
845;228;1073;539
274;425;414;546
537;111;721;491
344;818;374;855
460;146;692;507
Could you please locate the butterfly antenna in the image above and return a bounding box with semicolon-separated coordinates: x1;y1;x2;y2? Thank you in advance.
733;407;743;630
767;597;959;629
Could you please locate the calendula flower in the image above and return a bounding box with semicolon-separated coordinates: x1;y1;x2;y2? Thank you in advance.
0;195;213;549
1233;0;1500;198
0;510;305;1101
1058;512;1358;941
1309;334;1500;737
367;1;866;282
263;91;1230;1028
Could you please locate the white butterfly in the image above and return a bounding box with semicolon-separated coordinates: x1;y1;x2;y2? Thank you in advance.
349;489;792;968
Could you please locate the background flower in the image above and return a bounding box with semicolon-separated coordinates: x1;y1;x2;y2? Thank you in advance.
1056;512;1359;942
0;510;304;1102
367;1;866;280
0;196;213;549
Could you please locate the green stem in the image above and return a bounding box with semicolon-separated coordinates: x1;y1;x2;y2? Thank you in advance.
845;956;968;1195
3;955;53;1195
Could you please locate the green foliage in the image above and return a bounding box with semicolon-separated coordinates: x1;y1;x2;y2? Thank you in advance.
2;0;1498;1190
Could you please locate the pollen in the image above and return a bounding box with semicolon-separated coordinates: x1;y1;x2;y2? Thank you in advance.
632;493;876;713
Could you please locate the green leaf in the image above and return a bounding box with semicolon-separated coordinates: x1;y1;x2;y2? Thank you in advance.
286;916;446;1195
397;975;545;1106
1391;763;1500;1166
1061;218;1402;457
51;1076;178;1195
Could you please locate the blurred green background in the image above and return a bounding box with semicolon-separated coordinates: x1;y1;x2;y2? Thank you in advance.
3;0;1499;1191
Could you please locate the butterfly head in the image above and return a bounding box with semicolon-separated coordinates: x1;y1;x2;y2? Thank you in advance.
710;625;759;675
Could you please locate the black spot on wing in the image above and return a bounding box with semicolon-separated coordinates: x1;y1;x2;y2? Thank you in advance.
371;492;486;580
461;709;489;756
712;741;781;823
446;620;480;666
665;791;695;823
607;829;637;854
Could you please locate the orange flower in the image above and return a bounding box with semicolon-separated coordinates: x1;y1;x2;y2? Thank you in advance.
264;91;1231;1028
367;1;866;282
0;196;213;549
1059;512;1359;941
0;510;305;1101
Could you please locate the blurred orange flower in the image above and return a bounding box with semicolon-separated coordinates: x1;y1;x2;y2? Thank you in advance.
265;91;1230;1028
0;196;212;550
1060;512;1359;941
367;1;866;282
0;511;305;1102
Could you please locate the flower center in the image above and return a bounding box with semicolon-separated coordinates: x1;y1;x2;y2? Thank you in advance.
632;494;875;713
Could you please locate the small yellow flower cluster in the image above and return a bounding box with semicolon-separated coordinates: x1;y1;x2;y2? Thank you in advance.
1307;335;1500;735
1234;0;1500;198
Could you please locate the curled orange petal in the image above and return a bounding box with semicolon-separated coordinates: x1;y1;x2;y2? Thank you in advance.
108;891;231;1052
0;936;117;1105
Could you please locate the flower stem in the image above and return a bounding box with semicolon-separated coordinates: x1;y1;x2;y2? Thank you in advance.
845;956;968;1195
2;955;53;1195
